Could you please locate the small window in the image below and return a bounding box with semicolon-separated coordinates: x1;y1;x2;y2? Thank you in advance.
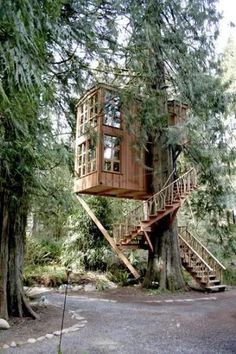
104;91;121;128
77;92;99;136
103;135;121;173
77;140;96;177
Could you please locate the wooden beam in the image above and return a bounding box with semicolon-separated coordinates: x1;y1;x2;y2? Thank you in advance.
142;230;154;252
169;207;179;226
76;195;140;279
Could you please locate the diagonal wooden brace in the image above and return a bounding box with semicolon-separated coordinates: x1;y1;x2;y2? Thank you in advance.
76;195;140;279
142;228;154;252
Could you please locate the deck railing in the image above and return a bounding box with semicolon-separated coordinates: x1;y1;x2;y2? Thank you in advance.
113;168;197;244
178;226;226;283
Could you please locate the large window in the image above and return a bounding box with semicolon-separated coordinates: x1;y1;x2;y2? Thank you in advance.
103;91;121;128
77;140;96;177
78;92;98;136
103;135;121;172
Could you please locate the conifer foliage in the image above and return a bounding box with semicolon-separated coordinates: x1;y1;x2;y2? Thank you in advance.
0;0;117;319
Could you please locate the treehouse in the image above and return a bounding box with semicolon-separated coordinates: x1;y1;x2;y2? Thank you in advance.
74;86;226;291
74;84;188;200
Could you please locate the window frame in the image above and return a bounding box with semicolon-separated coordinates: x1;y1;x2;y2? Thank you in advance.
77;92;99;137
103;90;122;129
77;140;97;177
103;134;121;174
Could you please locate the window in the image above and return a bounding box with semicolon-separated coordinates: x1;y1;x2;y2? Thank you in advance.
78;92;98;136
77;140;96;177
103;135;121;172
104;91;121;128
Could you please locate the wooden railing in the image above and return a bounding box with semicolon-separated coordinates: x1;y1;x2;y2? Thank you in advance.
113;168;197;244
179;234;213;285
161;169;175;189
178;226;226;283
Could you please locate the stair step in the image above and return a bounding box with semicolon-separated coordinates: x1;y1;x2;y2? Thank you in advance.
202;279;220;285
165;204;179;208
148;214;157;218
209;274;217;279
205;285;226;292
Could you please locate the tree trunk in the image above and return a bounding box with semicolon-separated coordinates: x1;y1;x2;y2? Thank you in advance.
0;191;10;319
142;66;185;290
143;217;185;290
142;133;185;290
142;137;185;290
0;189;38;320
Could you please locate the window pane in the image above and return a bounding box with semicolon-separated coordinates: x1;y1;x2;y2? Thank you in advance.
77;141;96;177
104;91;121;128
103;134;121;172
113;162;120;172
91;161;96;171
104;147;112;159
113;149;120;160
104;160;111;171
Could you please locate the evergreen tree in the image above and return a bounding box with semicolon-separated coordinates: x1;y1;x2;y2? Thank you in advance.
0;0;117;319
116;0;228;290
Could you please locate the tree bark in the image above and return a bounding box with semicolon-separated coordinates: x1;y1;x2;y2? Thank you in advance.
142;128;185;290
0;191;10;319
143;217;185;290
0;188;38;320
143;131;185;290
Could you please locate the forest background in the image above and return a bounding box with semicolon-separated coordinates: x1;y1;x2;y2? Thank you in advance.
24;0;236;288
0;1;236;320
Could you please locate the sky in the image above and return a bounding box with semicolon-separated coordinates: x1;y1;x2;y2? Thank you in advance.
217;0;236;52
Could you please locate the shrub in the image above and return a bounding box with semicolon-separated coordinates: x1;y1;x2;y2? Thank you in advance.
25;236;62;266
107;269;129;285
23;265;66;287
223;267;236;285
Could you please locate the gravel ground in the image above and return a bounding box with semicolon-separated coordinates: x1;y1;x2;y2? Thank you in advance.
3;287;236;354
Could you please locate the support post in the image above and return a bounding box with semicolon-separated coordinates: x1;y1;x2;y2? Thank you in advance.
76;195;140;279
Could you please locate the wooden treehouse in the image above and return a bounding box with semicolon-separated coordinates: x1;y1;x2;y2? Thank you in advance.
74;84;226;292
74;84;151;200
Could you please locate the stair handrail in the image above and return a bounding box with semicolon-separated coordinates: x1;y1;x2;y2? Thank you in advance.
146;167;196;204
179;226;226;270
161;169;176;189
121;167;196;225
178;234;213;271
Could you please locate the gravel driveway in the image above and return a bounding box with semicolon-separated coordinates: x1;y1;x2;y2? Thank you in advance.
4;288;236;354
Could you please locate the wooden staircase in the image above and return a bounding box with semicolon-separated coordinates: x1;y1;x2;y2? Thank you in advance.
77;168;226;291
112;168;226;291
113;168;197;247
178;226;226;292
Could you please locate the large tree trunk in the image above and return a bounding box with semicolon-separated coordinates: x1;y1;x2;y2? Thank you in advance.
142;131;185;289
0;191;10;319
142;134;185;290
143;217;185;290
0;188;38;320
142;49;185;289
